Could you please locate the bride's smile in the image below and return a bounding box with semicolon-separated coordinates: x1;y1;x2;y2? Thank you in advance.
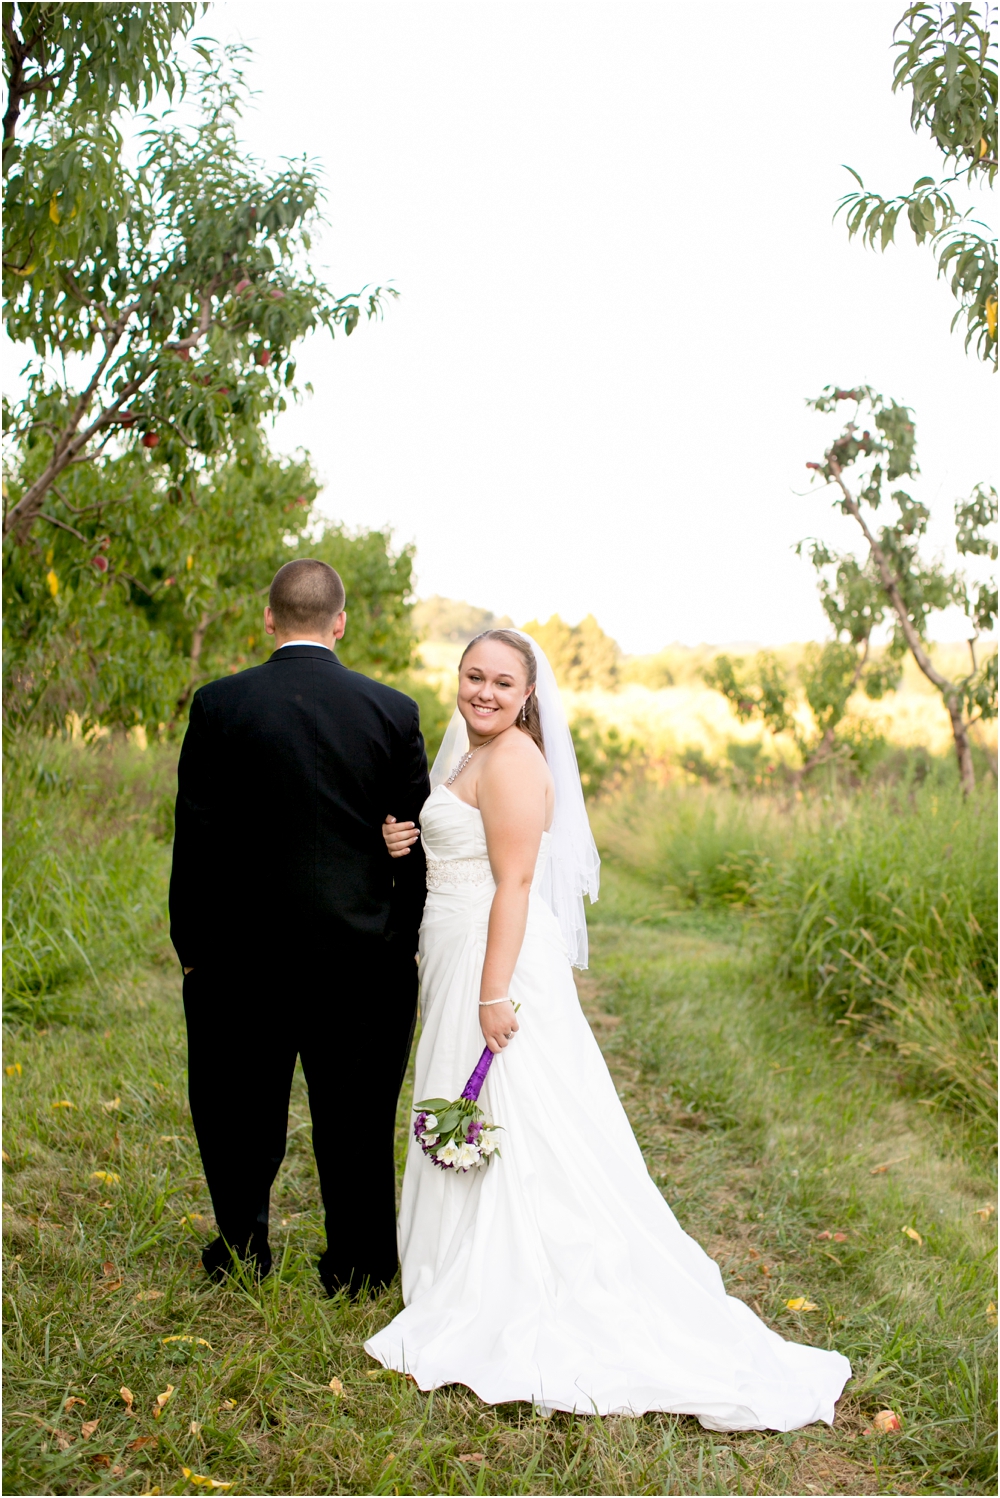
457;638;536;745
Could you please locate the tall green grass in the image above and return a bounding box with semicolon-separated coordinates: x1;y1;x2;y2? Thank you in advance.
2;737;176;1025
591;775;998;1123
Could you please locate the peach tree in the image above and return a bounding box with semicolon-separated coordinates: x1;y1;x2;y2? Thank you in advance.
803;384;997;792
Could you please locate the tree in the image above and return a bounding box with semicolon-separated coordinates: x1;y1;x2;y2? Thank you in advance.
521;614;620;691
3;3;201;165
837;2;997;366
803;384;997;791
412;595;514;644
2;448;420;732
3;24;392;543
704;634;899;781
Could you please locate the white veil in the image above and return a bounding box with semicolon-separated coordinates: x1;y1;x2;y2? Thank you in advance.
429;629;601;968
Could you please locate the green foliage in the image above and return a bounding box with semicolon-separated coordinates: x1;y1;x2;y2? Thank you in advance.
836;3;997;364
412;595;513;643
1;445;419;731
3;26;393;543
569;714;640;799
804;387;997;781
703;640;896;774
521;613;620;691
309;524;417;680
893;2;997;178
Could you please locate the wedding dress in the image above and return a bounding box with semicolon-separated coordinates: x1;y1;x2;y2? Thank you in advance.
364;779;851;1429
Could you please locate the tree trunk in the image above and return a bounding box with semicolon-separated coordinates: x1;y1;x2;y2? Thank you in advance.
828;459;977;794
173;612;216;718
945;692;977;795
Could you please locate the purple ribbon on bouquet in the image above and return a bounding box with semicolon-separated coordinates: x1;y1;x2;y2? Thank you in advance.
460;1045;494;1102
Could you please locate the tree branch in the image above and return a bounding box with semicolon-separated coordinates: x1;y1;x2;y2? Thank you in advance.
37;511;89;544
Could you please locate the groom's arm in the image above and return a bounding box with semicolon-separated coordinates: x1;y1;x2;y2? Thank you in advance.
385;702;430;948
169;692;217;970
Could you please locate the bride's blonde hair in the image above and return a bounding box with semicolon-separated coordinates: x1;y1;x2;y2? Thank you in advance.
460;630;545;756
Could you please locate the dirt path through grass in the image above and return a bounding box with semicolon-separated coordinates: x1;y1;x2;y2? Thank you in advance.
3;866;996;1494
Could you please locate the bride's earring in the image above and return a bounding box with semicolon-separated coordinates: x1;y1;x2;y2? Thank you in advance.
520;699;528;724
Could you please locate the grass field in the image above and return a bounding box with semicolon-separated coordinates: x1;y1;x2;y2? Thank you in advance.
4;853;997;1494
3;738;997;1494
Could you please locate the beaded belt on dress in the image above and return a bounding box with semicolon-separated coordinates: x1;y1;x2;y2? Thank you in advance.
425;857;493;890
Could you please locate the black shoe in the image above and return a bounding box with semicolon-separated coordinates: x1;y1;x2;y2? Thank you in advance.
202;1235;272;1284
318;1253;392;1301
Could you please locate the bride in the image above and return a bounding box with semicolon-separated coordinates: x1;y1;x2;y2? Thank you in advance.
365;629;850;1430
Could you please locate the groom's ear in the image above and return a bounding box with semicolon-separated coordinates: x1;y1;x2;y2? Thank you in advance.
332;610;347;641
264;605;277;637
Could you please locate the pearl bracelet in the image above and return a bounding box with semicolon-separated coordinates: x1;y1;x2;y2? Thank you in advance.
478;996;511;1006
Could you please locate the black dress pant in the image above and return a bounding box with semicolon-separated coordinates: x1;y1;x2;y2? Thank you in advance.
183;936;418;1292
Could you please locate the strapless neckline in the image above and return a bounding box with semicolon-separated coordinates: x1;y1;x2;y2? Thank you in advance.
433;783;553;836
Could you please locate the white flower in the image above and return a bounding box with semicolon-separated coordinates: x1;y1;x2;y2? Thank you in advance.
437;1141;461;1166
478;1130;500;1154
423;1114;438;1131
420;1133;439;1147
456;1142;482;1171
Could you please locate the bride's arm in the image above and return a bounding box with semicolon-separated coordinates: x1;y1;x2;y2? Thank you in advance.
477;740;549;1053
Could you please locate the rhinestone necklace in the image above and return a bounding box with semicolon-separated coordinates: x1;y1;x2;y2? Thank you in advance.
446;736;497;786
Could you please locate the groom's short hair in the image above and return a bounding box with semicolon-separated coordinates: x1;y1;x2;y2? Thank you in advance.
269;559;346;632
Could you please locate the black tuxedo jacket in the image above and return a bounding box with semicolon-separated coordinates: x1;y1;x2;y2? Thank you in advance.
169;645;429;971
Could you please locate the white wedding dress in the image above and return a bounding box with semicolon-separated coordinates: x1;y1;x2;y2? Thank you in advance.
365;783;851;1429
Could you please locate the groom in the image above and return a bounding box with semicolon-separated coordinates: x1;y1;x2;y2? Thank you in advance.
169;558;429;1295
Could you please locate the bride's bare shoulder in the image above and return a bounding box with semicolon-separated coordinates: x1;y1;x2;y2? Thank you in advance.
483;728;551;786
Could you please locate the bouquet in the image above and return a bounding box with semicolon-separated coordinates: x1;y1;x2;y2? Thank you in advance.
413;1046;503;1172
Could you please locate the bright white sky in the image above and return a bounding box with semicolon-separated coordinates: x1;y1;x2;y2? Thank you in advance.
211;1;994;652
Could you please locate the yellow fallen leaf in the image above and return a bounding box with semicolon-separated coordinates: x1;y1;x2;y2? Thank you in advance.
987;1302;997;1327
101;1097;121;1111
5;1063;22;1077
64;1397;86;1410
218;1400;237;1411
329;1377;343;1395
458;1453;485;1463
189;1421;202;1435
80;1418;100;1440
160;1135;181;1143
974;1206;995;1220
120;1387;134;1411
901;1225;923;1246
52;1100;74;1109
1;1150;11;1163
181;1469;232;1490
153;1383;174;1417
90;1171;120;1185
873;1408;901;1433
163;1335;212;1349
135;1289;164;1302
785;1297;819;1311
365;1369;382;1379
